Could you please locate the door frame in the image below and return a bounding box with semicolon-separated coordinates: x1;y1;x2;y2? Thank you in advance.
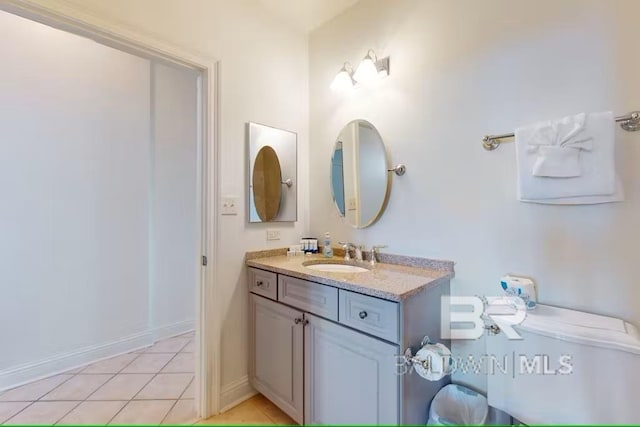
0;0;222;418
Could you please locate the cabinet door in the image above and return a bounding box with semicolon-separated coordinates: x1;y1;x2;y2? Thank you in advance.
304;313;400;425
249;294;304;423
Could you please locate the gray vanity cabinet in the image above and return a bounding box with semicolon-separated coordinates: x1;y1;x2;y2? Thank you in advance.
304;313;399;424
248;266;451;425
249;293;304;423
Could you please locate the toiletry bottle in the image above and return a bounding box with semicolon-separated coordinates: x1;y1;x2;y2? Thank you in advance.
323;232;333;258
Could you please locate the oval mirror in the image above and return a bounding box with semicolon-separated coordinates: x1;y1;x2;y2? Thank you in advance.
330;120;390;228
252;145;283;222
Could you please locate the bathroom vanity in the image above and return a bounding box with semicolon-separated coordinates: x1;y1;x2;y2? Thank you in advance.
246;249;454;425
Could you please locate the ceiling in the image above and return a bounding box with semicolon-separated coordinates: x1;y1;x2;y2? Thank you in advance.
258;0;359;33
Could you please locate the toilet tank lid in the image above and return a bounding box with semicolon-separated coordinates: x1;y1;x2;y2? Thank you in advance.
517;304;640;354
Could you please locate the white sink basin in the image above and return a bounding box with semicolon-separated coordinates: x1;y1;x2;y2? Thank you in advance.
304;263;369;273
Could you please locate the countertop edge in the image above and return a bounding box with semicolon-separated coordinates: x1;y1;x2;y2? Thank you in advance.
245;247;288;261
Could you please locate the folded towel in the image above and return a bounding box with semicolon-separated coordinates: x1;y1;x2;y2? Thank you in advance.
516;111;622;204
518;177;624;205
527;112;593;178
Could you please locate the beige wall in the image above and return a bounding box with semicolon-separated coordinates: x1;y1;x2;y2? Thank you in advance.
310;0;640;392
29;0;310;396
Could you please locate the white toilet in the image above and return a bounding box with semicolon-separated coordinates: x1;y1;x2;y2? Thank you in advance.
486;304;640;424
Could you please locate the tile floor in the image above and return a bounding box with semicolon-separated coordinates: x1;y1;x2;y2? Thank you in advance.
0;332;196;425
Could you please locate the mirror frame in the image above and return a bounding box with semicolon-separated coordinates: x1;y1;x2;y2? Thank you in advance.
330;119;392;229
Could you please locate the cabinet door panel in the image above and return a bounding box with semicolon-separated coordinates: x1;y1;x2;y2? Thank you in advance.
249;294;303;423
304;313;399;425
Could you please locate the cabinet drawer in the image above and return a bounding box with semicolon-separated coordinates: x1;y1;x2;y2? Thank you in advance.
338;290;399;343
278;275;338;321
249;267;277;300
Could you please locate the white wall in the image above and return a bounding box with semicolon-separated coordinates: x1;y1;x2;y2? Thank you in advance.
151;62;199;338
31;0;311;396
310;0;640;392
0;11;202;388
0;10;151;386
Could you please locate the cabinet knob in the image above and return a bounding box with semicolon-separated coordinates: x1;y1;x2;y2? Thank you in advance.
294;317;302;324
256;280;264;287
303;318;309;326
359;311;368;319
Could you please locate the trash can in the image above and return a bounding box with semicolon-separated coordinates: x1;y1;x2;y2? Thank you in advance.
427;384;488;425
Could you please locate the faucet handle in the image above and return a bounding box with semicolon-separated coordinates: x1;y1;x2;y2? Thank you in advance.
370;245;387;266
338;242;354;261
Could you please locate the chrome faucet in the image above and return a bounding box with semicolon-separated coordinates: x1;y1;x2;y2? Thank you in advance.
370;245;387;267
338;242;356;261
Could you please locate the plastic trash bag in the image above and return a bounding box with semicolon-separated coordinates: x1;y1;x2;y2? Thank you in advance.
427;384;488;425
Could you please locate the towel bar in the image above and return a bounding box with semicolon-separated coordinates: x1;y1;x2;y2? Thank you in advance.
482;111;640;151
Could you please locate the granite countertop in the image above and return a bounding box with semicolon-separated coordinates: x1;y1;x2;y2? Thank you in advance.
245;249;454;302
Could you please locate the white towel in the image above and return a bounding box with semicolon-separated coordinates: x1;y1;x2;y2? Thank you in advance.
529;112;594;178
516;111;623;204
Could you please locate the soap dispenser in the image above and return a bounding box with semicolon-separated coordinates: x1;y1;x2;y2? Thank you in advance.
322;232;333;258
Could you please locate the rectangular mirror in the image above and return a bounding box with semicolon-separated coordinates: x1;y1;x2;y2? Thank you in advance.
247;122;297;223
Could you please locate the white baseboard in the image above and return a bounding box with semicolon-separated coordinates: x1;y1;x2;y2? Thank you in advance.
220;375;257;413
0;330;153;391
153;319;195;341
0;319;195;391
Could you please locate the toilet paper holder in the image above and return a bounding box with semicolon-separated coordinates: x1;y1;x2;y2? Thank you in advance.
402;335;433;370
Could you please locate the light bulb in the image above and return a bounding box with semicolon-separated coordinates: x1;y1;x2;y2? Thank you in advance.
353;54;379;84
330;63;355;92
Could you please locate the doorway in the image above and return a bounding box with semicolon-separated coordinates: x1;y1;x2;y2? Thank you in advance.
0;3;219;422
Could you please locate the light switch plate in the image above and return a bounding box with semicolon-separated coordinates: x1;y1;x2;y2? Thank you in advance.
347;197;357;211
221;196;239;215
266;229;281;241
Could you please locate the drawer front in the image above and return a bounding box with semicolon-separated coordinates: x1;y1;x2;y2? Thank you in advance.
338;290;399;343
249;267;277;300
278;275;338;321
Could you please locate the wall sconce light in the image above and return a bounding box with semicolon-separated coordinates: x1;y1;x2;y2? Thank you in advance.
330;50;390;91
330;62;356;92
353;49;390;84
